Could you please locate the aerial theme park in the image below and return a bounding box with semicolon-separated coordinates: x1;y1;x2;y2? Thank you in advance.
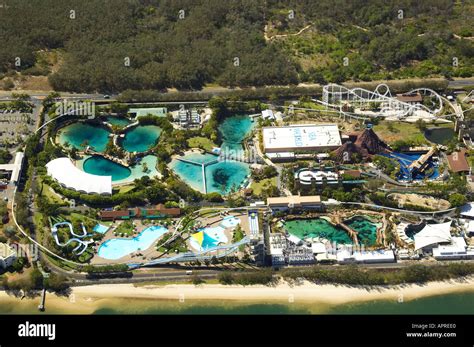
0;1;473;345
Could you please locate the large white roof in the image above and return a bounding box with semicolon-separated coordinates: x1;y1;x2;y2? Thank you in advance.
460;203;474;218
414;221;452;251
262;124;341;151
46;157;112;195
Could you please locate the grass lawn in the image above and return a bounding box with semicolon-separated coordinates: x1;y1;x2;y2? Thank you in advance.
187;136;217;151
116;185;135;194
232;226;245;243
373;121;428;145
69;212;99;224
250;177;277;195
115;220;135;236
40;181;65;204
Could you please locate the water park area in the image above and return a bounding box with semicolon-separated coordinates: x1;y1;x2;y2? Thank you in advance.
381;150;440;181
50;219;93;256
47;215;108;263
98;224;169;261
188;212;251;252
92;219;177;262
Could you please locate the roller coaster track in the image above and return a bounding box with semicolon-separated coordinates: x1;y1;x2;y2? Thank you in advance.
321;84;444;120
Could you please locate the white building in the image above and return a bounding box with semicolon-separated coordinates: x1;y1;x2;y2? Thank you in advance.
269;233;286;267
336;248;395;263
261;109;275;120
266;195;322;212
176;109;201;128
432;237;474;260
0;152;24;185
0;243;16;269
296;169;338;185
262;124;342;153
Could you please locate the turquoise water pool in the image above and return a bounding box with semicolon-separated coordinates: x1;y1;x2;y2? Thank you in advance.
98;225;168;260
93;224;110;234
284;218;353;244
83;156;131;181
105;116;131;127
344;216;378;246
220;216;241;228
121;125;162;152
58;122;111;152
169;114;253;194
169;153;250;194
191;226;228;251
218;114;254;155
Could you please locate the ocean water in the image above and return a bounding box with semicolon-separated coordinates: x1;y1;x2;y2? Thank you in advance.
121;125;162;152
82;156;131;181
92;291;474;315
0;290;473;315
58;122;111;152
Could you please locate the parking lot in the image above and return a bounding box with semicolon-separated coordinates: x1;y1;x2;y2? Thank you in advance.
0;108;38;152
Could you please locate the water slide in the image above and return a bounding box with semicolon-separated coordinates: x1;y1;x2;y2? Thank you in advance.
51;222;93;256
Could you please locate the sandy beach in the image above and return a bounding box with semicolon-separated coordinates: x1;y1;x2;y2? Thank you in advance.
1;277;473;314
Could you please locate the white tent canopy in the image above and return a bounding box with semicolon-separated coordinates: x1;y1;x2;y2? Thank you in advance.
46;157;112;195
414;221;452;251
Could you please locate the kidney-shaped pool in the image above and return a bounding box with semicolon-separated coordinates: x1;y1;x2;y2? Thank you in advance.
98;225;168;260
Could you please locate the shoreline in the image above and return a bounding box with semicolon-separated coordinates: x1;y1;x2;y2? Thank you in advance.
1;277;473;314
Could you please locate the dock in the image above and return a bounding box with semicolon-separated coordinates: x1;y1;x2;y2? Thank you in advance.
202;163;207;194
38;288;46;312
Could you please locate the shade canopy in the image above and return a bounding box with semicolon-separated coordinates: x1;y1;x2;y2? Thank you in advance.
414;221;452;251
46;157;112;195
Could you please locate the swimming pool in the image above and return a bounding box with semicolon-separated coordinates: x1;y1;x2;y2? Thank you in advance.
97;225;168;260
190;226;228;251
93;224;110;234
220;216;241;228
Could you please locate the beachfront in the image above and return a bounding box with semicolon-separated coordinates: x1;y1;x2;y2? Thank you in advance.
1;277;473;314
